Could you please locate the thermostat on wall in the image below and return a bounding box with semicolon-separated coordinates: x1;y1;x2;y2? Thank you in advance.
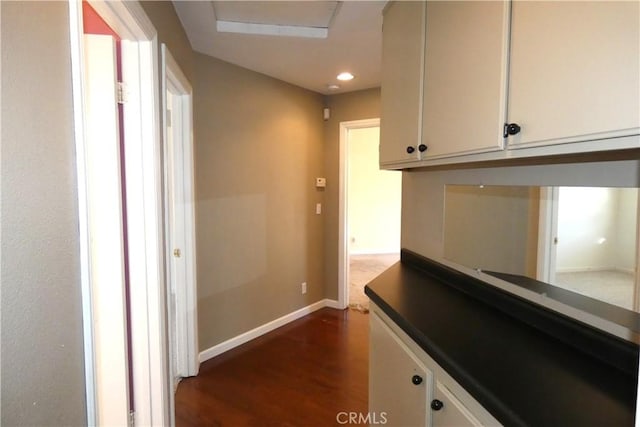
316;177;326;188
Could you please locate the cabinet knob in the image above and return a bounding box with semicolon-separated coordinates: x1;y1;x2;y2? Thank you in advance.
406;146;416;154
418;144;428;153
430;399;444;411
411;375;423;385
504;122;521;137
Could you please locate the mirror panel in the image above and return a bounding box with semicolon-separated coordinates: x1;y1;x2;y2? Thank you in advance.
444;185;639;312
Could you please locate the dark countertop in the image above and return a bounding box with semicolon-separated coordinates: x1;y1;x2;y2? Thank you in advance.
364;252;638;426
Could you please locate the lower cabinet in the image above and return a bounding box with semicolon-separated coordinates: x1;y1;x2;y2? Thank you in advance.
370;306;500;426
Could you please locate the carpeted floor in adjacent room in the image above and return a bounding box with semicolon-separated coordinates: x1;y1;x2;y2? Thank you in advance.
349;253;399;312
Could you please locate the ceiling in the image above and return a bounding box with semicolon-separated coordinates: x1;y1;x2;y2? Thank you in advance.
172;1;385;95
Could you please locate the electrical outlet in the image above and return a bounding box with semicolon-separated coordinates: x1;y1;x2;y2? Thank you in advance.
301;282;307;294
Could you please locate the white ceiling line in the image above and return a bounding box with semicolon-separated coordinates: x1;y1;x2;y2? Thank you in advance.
216;21;329;39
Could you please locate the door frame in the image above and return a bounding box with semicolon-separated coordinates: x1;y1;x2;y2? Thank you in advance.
536;187;559;283
69;1;169;425
161;44;199;381
338;118;381;309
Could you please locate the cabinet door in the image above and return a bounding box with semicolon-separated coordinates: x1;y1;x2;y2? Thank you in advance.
507;1;640;148
370;312;432;427
379;1;425;166
432;381;482;427
421;1;509;158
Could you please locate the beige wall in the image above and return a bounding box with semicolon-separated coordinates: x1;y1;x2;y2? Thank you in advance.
194;53;326;350
140;1;194;83
323;88;381;299
1;2;87;424
443;185;538;277
402;160;640;274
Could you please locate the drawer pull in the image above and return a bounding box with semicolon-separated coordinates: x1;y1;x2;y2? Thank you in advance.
411;375;423;385
431;399;444;411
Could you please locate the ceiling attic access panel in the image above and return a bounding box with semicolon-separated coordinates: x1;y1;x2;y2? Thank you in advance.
212;1;341;38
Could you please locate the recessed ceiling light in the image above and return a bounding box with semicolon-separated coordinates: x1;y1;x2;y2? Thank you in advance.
327;84;341;91
337;72;354;81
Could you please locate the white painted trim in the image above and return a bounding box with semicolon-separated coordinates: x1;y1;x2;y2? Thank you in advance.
121;36;168;427
324;299;343;309
536;187;559;284
68;2;97;424
338;118;381;310
69;1;169;425
199;300;342;363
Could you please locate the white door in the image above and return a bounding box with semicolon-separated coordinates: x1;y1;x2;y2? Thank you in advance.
162;45;199;387
166;91;189;383
83;33;131;425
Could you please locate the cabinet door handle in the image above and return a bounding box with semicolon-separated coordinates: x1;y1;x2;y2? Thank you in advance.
418;144;428;152
430;399;444;411
406;146;416;154
503;122;521;137
411;375;423;385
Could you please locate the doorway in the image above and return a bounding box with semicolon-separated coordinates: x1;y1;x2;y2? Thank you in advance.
338;119;402;311
161;44;199;398
69;1;169;425
538;187;640;311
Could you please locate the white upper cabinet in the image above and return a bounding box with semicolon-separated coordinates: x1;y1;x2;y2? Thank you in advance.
380;1;640;169
506;1;640;149
421;1;510;159
379;1;426;166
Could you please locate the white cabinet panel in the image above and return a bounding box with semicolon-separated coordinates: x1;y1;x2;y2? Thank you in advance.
507;1;640;148
379;1;426;165
421;1;509;158
370;312;431;426
432;381;482;427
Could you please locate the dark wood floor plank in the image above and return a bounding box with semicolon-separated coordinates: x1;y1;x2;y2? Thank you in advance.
175;308;369;427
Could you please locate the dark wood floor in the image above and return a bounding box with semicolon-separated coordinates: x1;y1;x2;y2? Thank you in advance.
175;308;369;426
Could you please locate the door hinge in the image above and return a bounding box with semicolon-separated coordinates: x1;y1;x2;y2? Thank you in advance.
129;410;135;427
117;81;127;104
166;108;172;127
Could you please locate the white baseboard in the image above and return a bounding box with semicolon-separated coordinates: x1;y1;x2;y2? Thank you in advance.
556;267;636;274
199;299;344;363
324;299;343;309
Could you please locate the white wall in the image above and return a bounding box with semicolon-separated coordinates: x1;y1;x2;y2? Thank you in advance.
348;126;401;255
556;187;637;273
